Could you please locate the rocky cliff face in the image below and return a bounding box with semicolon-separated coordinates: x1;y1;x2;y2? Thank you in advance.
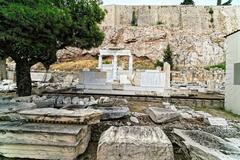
58;5;240;69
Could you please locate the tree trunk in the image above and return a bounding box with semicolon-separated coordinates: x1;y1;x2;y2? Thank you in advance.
0;57;7;80
217;0;222;5
16;61;32;96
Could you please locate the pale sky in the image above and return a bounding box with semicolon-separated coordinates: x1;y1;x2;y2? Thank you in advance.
103;0;240;5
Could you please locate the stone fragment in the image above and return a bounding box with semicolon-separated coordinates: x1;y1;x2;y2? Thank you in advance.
56;96;65;105
95;107;130;120
179;112;193;119
173;129;240;160
204;117;228;126
97;126;174;160
162;102;170;106
72;97;80;105
196;111;212;118
0;80;16;92
225;138;240;147
63;97;72;105
147;107;180;123
130;116;139;124
165;105;177;111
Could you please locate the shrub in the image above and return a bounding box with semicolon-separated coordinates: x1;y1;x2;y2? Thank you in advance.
204;62;226;70
131;10;138;26
155;60;164;68
163;44;174;69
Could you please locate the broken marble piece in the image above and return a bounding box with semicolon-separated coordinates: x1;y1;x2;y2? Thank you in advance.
147;107;180;123
204;117;228;126
130;116;139;124
97;126;174;160
94;107;130;120
173;129;240;160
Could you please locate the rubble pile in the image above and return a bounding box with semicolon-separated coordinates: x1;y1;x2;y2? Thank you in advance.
0;96;239;160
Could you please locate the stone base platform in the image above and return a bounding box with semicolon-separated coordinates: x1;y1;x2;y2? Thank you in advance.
0;122;91;160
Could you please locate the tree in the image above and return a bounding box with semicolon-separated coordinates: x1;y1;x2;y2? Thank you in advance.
163;44;173;69
222;0;232;5
0;0;105;96
181;0;195;5
217;0;232;5
131;10;138;26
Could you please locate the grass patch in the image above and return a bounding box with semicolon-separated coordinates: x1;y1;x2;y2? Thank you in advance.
192;106;240;121
204;62;226;70
50;60;97;71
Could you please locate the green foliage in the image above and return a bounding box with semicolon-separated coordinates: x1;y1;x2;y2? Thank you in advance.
222;0;232;5
217;0;232;5
131;10;138;26
103;60;111;64
155;60;164;68
204;62;226;70
163;44;173;69
217;0;222;5
0;0;105;67
0;0;105;96
181;0;195;5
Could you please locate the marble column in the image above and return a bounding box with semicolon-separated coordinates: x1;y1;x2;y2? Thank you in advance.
98;55;102;70
164;62;171;89
113;55;118;80
129;55;133;76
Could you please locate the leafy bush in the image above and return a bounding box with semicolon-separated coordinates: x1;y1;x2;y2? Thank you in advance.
155;60;164;68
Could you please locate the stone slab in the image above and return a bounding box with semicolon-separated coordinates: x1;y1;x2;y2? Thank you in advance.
204;117;228;126
0;123;90;160
0;121;88;146
97;126;174;160
147;107;180;123
94;107;130;120
19;108;101;124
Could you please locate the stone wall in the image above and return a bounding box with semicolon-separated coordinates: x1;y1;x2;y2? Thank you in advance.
102;5;240;34
58;5;240;79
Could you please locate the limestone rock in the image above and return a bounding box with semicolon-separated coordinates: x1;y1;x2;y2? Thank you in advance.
147;107;180;123
97;126;174;160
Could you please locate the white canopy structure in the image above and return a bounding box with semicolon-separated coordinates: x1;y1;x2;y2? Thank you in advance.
98;49;133;81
